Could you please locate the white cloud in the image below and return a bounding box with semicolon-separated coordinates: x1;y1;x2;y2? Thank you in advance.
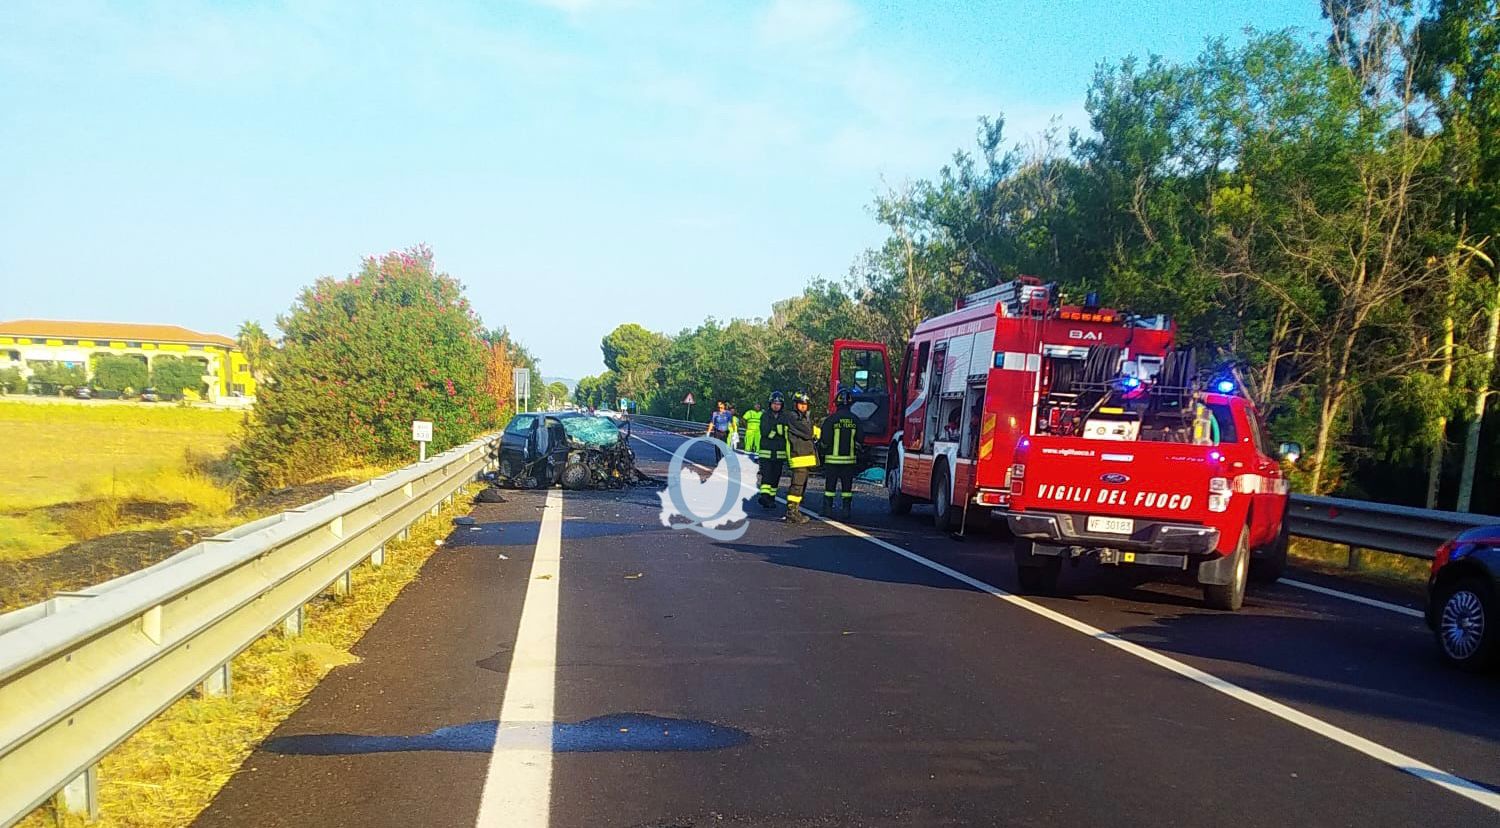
758;0;860;45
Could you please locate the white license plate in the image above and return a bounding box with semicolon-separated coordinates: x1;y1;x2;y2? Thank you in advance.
1086;516;1135;535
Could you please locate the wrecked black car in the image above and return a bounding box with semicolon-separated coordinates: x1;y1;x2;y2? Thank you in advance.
495;411;654;489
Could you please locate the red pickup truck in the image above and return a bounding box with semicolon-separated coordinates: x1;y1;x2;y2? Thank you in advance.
1007;388;1297;611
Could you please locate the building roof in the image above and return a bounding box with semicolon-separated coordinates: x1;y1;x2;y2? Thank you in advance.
0;319;238;349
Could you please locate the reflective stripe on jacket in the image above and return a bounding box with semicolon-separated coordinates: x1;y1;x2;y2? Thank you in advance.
786;410;818;468
759;411;788;459
819;408;860;465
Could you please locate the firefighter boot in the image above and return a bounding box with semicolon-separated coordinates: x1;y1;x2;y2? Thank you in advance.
841;499;853;521
782;501;809;525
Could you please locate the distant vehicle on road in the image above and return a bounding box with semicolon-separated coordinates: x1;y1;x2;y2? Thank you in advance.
140;387;160;402
72;386;92;400
1427;525;1499;671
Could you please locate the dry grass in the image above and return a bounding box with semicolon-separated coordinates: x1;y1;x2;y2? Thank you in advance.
0;399;397;611
21;484;480;828
1288;537;1430;593
0;401;242;562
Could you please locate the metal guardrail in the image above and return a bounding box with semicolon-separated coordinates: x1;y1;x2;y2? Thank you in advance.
628;413;712;434
0;434;498;825
1284;493;1493;561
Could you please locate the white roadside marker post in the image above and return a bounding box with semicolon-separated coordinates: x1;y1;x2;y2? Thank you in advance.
412;419;433;462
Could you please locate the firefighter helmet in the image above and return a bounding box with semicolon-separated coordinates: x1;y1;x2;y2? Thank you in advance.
769;390;785;405
791;391;811;406
835;388;853;407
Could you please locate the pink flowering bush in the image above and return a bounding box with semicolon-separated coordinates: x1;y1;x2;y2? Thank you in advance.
238;246;495;490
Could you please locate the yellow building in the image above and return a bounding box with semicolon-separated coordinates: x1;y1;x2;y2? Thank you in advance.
0;319;256;402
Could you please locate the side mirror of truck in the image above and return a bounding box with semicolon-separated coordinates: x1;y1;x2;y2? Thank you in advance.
1278;441;1302;463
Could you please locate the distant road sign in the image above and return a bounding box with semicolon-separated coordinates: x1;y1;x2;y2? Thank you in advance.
513;368;531;400
683;392;695;405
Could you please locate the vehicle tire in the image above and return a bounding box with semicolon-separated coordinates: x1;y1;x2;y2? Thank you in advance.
1432;576;1498;672
560;461;590;490
932;463;957;531
1250;518;1289;584
1203;526;1250;611
1014;539;1062;594
887;450;912;515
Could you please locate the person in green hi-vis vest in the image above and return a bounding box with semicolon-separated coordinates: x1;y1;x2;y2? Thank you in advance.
742;402;762;456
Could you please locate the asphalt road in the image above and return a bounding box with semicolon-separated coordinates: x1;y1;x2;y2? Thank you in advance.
196;426;1500;827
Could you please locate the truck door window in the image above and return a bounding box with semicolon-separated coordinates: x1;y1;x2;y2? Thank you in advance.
960;384;984;458
1204;402;1239;444
924;345;948;447
840;348;887;396
912;341;930;393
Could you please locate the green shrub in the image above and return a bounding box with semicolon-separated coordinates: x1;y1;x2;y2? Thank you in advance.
0;367;22;394
237;246;494;491
150;355;209;399
28;362;87;394
92;354;149;393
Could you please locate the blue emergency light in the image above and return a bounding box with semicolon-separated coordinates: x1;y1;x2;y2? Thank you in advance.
1214;378;1237;394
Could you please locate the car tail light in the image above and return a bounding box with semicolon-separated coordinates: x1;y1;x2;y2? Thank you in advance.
1208;477;1230;512
977;489;1007;507
1432;539;1457;574
1010;463;1025;497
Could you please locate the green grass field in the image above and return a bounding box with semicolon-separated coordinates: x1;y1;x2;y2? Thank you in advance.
0;400;245;563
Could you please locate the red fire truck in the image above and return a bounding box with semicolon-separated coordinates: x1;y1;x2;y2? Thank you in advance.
831;277;1298;611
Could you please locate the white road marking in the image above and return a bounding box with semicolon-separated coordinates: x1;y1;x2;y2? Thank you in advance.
1282;578;1425;619
811;514;1500;814
475;487;563;827
637;428;1498;814
630;432;737;484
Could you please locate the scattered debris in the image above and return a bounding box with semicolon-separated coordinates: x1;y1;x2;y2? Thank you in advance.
474;487;508;504
453;516;477;526
497;553;509;560
433;539;445;547
623;572;644;580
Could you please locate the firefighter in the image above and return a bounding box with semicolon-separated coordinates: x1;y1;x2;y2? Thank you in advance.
728;404;741;451
819;388;860;520
757;392;788;508
783;391;818;525
742;402;763;456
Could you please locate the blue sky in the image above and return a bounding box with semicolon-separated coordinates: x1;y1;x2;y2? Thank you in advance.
0;0;1326;380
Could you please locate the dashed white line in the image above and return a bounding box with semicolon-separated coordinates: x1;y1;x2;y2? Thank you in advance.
632;427;1500;815
475;487;563;827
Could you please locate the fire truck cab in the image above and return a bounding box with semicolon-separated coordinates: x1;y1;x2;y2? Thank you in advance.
831;277;1298;611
